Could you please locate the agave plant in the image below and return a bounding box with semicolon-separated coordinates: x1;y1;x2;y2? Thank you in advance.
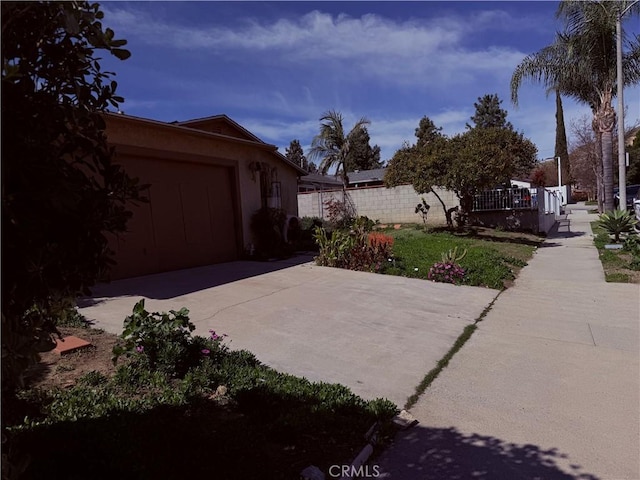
597;210;638;243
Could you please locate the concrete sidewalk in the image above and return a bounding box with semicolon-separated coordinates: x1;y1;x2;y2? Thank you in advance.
377;209;640;479
79;255;498;408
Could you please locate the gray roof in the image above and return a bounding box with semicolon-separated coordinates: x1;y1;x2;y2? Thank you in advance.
300;173;343;185
347;168;387;184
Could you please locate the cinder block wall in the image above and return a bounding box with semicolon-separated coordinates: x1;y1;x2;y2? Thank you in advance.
297;184;460;225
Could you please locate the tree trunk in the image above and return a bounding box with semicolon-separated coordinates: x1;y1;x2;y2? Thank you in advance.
430;187;458;229
593;95;616;212
595;131;604;213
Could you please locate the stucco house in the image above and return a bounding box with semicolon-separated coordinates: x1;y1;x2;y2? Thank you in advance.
104;112;306;280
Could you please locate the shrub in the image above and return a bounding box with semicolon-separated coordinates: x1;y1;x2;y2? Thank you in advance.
2;2;142;394
428;262;466;284
597;210;638;243
314;224;393;273
299;216;324;231
324;197;355;230
623;235;640;255
313;227;354;268
630;256;640;271
249;207;290;258
112;300;228;378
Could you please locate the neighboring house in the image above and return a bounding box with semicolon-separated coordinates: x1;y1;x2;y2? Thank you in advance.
104;112;306;280
298;173;343;192
347;168;387;188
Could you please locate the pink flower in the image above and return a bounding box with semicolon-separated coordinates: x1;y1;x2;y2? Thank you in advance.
201;349;210;355
135;345;144;353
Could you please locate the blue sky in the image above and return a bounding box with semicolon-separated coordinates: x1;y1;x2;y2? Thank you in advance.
100;1;640;164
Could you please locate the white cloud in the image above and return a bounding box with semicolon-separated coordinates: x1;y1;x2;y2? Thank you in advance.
104;6;538;90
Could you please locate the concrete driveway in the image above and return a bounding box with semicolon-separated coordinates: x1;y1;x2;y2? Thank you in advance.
79;257;498;407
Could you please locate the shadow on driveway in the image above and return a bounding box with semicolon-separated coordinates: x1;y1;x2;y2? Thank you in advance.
377;426;599;480
78;254;315;306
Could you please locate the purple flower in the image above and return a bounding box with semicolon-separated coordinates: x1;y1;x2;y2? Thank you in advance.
201;349;210;355
135;345;144;353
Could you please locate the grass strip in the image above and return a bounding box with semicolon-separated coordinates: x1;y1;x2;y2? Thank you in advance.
404;323;476;411
404;292;502;411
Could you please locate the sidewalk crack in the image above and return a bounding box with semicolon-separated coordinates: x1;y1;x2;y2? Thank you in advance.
587;322;597;346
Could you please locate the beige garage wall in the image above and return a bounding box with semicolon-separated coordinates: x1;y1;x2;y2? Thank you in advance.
104;113;301;276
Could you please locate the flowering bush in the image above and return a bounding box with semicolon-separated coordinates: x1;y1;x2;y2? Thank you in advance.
428;261;466;285
112;300;229;377
314;220;393;273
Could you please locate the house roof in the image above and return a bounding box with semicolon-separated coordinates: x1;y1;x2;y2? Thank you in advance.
299;173;343;186
347;168;387;184
174;114;264;144
106;111;307;175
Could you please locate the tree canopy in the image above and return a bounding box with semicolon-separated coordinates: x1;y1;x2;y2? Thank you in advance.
285;139;308;171
344;126;383;172
467;93;513;130
2;1;142;391
386;99;537;224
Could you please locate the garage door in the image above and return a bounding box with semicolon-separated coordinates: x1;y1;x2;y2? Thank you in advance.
109;157;239;279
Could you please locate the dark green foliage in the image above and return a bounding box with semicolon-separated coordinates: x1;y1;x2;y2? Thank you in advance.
554;89;570;185
344;126;383;172
415;116;445;151
386;108;536;224
2;1;143;393
299;216;325;231
623;235;640;255
384;143;422;187
467;93;513;130
285;139;308;171
249;207;291;259
7;302;397;479
112;300;228;379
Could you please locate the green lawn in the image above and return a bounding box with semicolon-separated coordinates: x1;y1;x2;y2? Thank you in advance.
590;221;640;283
381;226;543;289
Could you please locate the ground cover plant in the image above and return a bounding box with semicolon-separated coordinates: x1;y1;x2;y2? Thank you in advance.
379;226;540;289
5;303;397;480
591;221;640;283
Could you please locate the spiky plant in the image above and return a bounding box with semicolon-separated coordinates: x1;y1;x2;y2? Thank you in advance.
597;210;638;242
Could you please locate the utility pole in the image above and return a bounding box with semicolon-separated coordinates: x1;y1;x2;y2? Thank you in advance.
616;0;639;210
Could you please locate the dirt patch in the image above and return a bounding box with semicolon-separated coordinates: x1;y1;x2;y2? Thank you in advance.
25;327;122;390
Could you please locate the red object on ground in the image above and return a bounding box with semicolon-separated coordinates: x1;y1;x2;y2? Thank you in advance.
53;336;92;355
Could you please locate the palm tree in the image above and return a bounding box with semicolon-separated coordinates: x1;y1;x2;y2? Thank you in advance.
308;110;371;189
511;0;640;212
